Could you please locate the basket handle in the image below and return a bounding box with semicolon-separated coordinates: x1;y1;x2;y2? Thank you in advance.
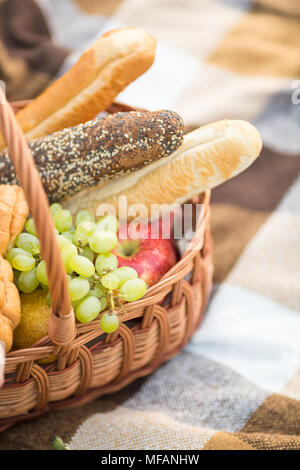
0;89;76;347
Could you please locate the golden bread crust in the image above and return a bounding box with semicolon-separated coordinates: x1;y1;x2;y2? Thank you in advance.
0;255;21;352
0;28;156;150
0;185;28;255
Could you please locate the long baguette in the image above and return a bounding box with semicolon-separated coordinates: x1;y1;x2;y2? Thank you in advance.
0;110;184;202
0;27;156;152
63;120;262;217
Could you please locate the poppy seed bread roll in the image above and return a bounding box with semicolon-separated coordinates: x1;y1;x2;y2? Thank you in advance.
0;110;184;203
0;27;156;151
63;120;262;218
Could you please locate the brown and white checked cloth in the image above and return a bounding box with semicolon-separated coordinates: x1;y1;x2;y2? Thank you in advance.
0;0;300;450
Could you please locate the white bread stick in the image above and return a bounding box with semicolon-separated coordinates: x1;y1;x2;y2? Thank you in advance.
64;120;262;217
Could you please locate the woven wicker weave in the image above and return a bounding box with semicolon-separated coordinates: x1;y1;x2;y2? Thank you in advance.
0;94;213;432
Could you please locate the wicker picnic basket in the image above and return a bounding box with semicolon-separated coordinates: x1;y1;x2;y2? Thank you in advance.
0;94;213;432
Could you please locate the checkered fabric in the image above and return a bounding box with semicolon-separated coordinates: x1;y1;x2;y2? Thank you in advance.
0;0;299;450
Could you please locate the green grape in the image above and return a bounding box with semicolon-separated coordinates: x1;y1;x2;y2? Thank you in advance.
53;209;72;233
50;203;62;217
71;299;81;309
13;270;20;285
89;288;99;298
18;268;39;293
96;215;119;234
25;218;37;236
75;210;95;227
88;289;107;308
61;243;78;273
74;221;96;246
46;291;52;307
120;278;147;302
95;253;118;274
61;231;75;243
56;234;72;250
75;296;101;323
81;246;94;262
6;247;29;264
69;255;95;278
63;263;73;275
68;277;90;301
89;230;117;253
12;254;35;272
99;311;119;333
41;283;49;292
100;296;107;312
101;271;120;290
115;267;138;287
36;260;49;286
16;233;40;255
89;285;106;298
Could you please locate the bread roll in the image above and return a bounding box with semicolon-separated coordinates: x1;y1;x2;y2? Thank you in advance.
0;185;28;255
0;27;156;151
0;110;184;203
0;186;27;351
63;120;262;217
0;254;21;352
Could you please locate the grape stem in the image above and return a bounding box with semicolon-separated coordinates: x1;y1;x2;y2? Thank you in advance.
90;274;101;288
108;291;115;311
33;252;42;263
115;297;127;317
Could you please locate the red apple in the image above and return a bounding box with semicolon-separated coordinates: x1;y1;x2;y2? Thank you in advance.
114;223;177;286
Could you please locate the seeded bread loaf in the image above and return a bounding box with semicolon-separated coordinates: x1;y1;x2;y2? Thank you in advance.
0;28;156;151
0;110;184;203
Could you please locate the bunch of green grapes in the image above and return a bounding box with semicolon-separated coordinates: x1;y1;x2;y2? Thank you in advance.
6;204;147;333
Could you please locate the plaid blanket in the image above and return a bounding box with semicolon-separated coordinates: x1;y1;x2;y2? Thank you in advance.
0;0;300;450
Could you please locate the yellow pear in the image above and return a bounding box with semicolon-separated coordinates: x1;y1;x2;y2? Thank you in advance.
13;289;50;350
